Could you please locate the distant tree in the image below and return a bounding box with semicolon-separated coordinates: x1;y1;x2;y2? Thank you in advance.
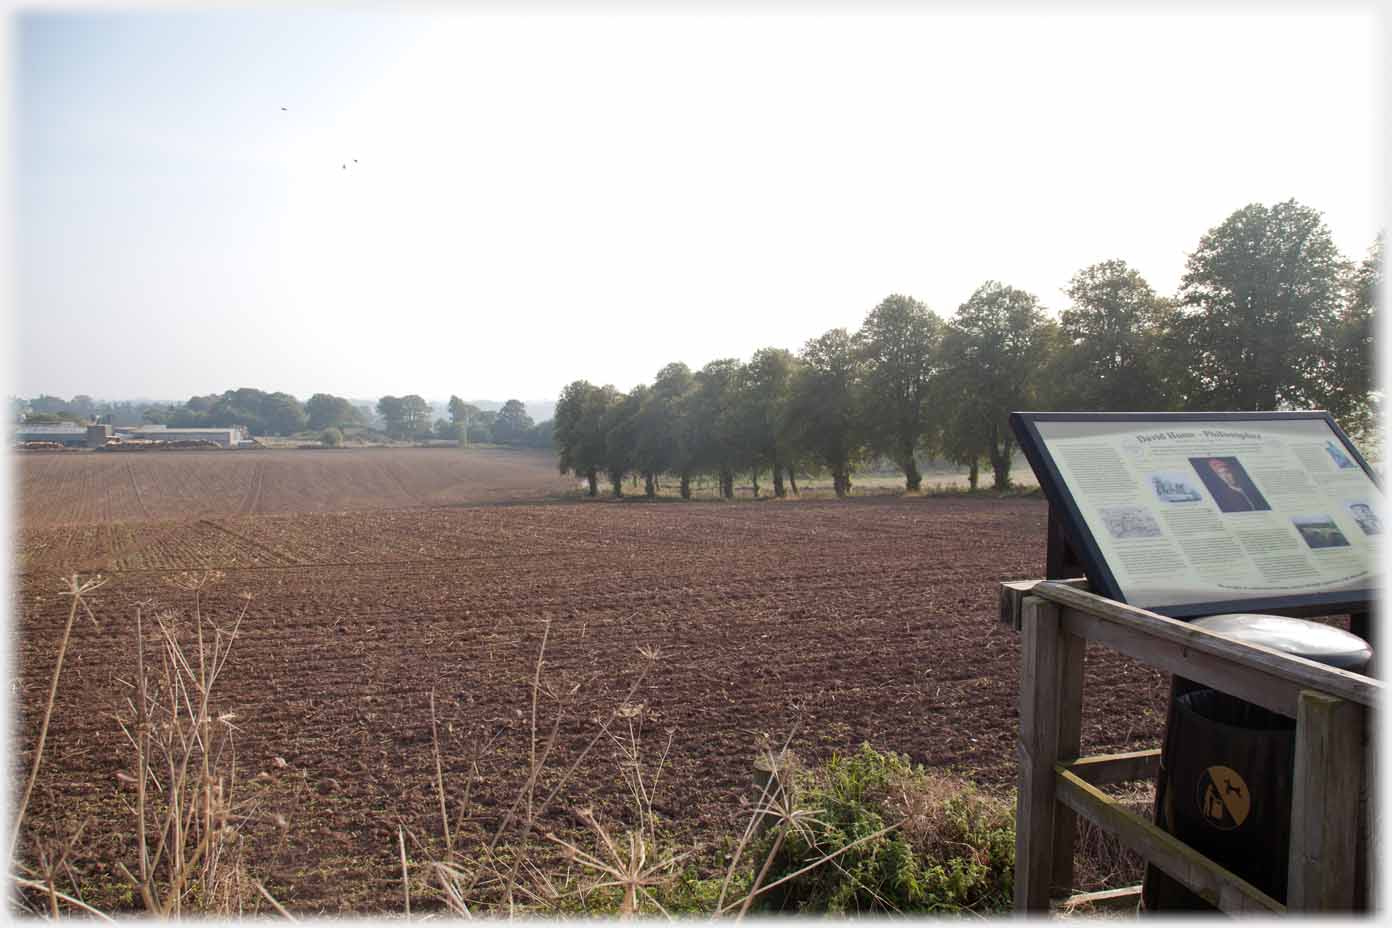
942;281;1051;490
555;380;616;496
263;392;308;435
788;329;866;498
376;396;405;438
468;409;497;444
525;418;554;449
936;389;990;490
1050;260;1178;411
448;395;482;446
306;393;365;431
433;418;460;440
644;362;697;498
93;401;146;427
1324;236;1382;442
215;388;272;432
734;348;800;497
9;396;28;421
320;427;344;447
631;382;670;498
27;395;69;415
493;399;535;444
690;359;745;499
601;388;645;497
142;404;172;425
1177;200;1348;411
856;294;945;491
378;394;430;439
67;395;97;420
399;395;432;437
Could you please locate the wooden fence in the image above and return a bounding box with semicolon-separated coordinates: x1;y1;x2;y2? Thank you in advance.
1001;579;1380;914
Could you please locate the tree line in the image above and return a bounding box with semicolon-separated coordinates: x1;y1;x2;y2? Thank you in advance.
554;200;1381;498
11;389;553;448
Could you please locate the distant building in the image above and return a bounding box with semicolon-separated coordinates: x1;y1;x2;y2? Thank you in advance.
13;422;250;449
119;425;247;448
12;423;88;446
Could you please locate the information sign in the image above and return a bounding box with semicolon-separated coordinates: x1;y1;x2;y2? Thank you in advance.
1011;411;1381;618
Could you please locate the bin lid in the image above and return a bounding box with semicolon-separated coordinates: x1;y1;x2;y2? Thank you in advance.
1192;614;1371;671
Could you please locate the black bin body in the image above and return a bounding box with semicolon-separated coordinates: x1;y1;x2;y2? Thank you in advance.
1141;614;1371;911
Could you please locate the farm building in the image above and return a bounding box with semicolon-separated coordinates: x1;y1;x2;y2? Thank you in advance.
11;423;88;447
11;423;251;449
119;425;248;447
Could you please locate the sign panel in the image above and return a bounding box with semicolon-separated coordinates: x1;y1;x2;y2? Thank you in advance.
1011;412;1381;618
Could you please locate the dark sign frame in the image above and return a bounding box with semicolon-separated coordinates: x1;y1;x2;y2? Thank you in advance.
1010;410;1381;619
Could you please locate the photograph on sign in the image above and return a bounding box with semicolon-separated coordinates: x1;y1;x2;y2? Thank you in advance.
1015;414;1380;613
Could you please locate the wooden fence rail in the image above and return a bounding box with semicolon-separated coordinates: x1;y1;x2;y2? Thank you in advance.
1005;580;1380;915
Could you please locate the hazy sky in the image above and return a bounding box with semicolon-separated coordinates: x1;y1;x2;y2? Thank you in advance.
9;2;1386;405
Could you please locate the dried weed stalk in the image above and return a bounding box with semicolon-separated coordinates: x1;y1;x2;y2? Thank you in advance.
110;572;261;916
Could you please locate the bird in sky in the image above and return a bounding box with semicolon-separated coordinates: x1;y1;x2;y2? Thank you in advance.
280;106;287;111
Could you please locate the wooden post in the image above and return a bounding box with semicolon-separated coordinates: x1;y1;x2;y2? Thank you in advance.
1287;690;1363;911
1050;630;1085;897
1363;709;1378;912
1016;596;1064;911
1045;506;1085;580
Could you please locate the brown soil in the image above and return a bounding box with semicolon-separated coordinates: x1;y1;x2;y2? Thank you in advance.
15;446;579;530
12;449;1170;913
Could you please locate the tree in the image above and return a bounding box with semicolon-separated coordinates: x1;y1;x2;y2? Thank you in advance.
469;409;497;444
376;394;431;439
1051;260;1178;411
555;380;616;497
734;348;800;497
400;395;432;437
263;392;308;435
448;396;482;446
28;395;69;415
376;396;405;438
856;294;945;491
690;359;746;499
306;393;365;431
788;329;866;498
68;395;97;420
525;418;554;449
493;399;535;444
643;362;697;498
601;388;645;497
942;281;1050;490
1177;200;1348;411
1324;236;1382;443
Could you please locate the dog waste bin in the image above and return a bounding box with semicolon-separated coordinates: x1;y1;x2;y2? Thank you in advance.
1141;614;1371;911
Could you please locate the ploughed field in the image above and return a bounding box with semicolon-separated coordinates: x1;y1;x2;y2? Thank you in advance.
13;447;1168;912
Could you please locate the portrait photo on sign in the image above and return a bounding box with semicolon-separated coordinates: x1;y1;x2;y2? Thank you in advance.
1188;456;1271;513
1344;501;1381;536
1291;514;1351;549
1098;504;1163;539
1149;470;1204;504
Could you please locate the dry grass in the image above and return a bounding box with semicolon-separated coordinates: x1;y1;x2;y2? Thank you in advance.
1071;781;1153;894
